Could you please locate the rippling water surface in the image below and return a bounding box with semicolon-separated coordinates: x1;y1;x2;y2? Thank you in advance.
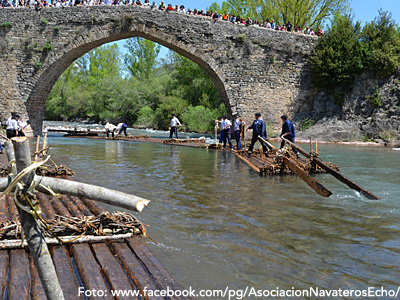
46;131;400;299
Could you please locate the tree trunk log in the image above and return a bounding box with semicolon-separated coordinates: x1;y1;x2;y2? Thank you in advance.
282;137;379;200
36;176;150;212
11;136;65;300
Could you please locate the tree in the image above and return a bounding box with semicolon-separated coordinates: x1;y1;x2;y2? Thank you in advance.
310;14;363;88
124;37;161;79
210;0;350;29
361;10;400;76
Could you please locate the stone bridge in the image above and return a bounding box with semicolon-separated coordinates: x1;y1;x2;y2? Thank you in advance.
0;6;316;134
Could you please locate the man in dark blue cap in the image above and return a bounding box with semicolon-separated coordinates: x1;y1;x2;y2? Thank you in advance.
246;112;268;156
280;114;299;158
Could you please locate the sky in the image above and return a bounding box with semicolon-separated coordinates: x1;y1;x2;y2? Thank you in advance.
115;0;400;59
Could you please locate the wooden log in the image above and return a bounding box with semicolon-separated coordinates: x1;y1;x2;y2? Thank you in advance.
37;193;56;220
111;241;163;300
51;196;72;218
8;249;30;300
235;154;260;173
282;138;379;200
36;176;151;212
6;195;19;223
0;233;134;249
51;246;82;300
71;243;113;300
0;250;9;299
0;195;10;222
30;256;47;300
128;237;187;300
258;136;275;150
60;195;85;218
283;157;332;197
92;243;138;300
11;136;65;300
71;196;96;217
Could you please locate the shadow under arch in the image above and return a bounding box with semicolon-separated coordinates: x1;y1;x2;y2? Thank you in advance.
27;23;231;135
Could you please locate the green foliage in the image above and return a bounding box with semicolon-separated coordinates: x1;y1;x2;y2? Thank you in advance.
43;42;54;52
368;86;383;107
311;10;400;95
45;41;225;131
54;26;60;32
209;0;350;29
135;106;155;128
182;104;226;132
310;14;363;88
92;15;97;23
298;117;315;131
380;130;397;141
0;22;12;28
238;33;246;42
124;38;160;80
34;61;42;69
41;17;48;25
361;10;400;76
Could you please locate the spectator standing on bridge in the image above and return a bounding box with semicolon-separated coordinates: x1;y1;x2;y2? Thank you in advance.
233;114;243;150
169;113;181;139
158;1;165;10
117;123;128;136
246;113;268;157
279;114;299;158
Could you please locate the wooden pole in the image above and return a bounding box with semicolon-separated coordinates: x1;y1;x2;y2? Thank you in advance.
258;136;275;150
283;157;332;197
11;136;65;300
42;132;47;161
315;141;318;155
282;137;379;200
35;135;40;161
36;177;150;212
310;137;312;154
4;140;17;175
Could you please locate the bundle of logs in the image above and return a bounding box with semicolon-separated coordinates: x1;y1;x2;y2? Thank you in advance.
163;137;206;144
0;211;145;240
114;134;151;139
0;164;75;178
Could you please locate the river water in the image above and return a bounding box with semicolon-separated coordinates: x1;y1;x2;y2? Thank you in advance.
44;127;400;299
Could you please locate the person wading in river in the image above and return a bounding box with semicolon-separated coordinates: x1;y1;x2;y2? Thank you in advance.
280;114;299;158
169;113;181;139
246;112;268;157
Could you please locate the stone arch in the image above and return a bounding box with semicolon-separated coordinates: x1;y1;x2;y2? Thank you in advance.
25;12;231;134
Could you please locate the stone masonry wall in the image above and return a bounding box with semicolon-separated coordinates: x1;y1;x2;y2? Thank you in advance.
0;6;317;134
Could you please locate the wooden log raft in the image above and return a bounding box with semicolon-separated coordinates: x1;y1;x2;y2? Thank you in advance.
282;138;379;200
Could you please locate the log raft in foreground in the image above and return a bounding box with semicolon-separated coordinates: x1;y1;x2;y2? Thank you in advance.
0;137;190;300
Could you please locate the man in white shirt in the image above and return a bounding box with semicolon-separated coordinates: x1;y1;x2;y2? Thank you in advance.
233;114;243;150
169;113;181;139
105;122;117;138
116;123;128;136
6;113;18;139
221;115;233;149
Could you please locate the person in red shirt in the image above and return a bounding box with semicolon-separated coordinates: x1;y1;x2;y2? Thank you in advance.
166;3;173;11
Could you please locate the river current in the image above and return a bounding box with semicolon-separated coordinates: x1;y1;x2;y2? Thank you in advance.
44;123;400;299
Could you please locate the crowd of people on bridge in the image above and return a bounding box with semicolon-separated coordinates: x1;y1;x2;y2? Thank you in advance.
1;0;322;37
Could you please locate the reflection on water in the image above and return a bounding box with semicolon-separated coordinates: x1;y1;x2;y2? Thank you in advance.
46;133;400;299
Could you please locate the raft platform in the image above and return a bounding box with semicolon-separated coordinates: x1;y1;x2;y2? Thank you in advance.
0;192;189;300
0;149;190;300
